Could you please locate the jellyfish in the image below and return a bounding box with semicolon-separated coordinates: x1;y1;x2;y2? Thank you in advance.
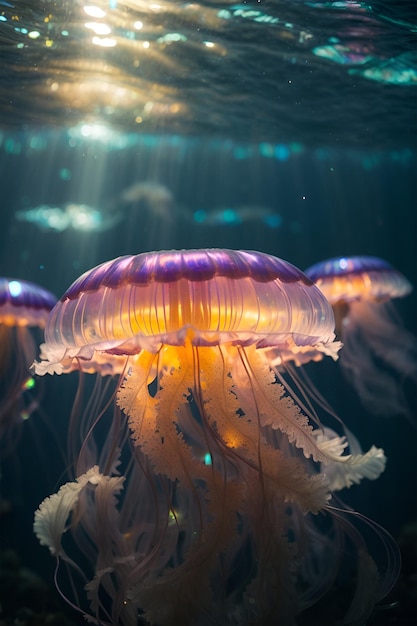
33;249;396;626
119;182;175;222
0;277;56;448
305;255;417;419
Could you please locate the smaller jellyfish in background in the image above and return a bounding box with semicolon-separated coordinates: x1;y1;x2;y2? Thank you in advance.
305;255;417;420
119;181;175;221
0;278;57;450
15;203;122;233
15;205;70;232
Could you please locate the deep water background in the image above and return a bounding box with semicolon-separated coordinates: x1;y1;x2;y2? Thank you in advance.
0;136;416;626
0;0;416;624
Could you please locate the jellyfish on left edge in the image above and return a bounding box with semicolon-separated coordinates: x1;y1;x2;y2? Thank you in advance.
0;277;57;449
33;250;397;626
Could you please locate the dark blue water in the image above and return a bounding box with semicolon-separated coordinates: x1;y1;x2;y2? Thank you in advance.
0;1;416;625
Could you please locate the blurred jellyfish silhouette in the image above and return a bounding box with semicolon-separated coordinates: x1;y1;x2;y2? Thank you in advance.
119;181;175;222
0;278;56;449
306;255;417;419
33;250;397;626
15;182;176;237
15;205;70;232
65;203;122;232
15;203;122;232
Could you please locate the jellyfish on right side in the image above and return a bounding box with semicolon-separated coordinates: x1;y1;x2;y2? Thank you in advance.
305;255;417;419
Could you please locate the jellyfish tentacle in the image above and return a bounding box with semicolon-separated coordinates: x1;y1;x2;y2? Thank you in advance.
198;344;261;462
120;349;203;484
232;346;328;463
315;427;387;491
199;344;331;513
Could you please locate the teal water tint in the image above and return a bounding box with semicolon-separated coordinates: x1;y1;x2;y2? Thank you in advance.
0;128;415;289
0;1;416;624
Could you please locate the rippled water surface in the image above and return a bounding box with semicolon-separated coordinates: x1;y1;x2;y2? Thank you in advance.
1;0;416;146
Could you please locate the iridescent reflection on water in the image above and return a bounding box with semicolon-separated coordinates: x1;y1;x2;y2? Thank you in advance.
0;0;416;146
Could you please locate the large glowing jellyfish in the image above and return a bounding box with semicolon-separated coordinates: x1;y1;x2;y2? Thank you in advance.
305;255;417;419
0;277;56;447
33;250;396;626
